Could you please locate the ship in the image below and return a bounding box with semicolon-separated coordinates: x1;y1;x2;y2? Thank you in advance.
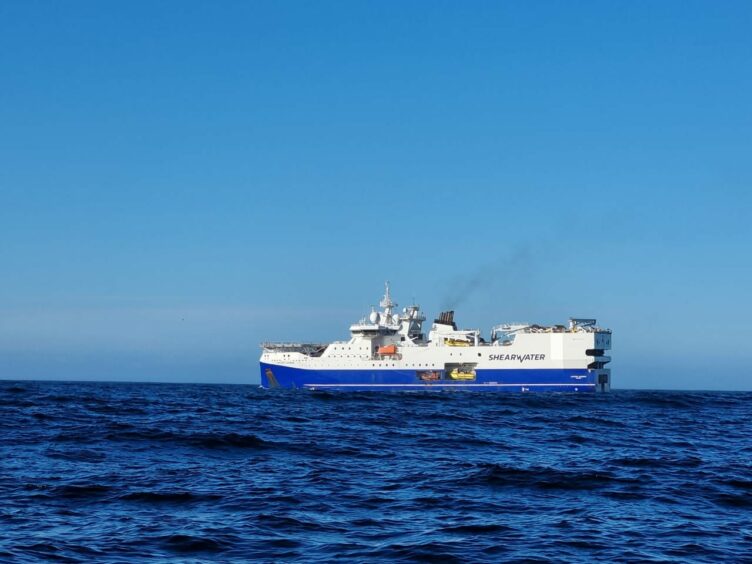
260;283;611;392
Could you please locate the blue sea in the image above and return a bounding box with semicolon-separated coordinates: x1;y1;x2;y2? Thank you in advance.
1;381;750;562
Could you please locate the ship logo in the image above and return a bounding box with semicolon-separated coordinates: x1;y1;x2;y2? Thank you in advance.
265;368;280;388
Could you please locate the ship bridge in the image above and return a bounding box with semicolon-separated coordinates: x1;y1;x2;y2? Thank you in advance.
349;282;426;343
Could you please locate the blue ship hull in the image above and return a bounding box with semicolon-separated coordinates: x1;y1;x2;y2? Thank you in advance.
260;363;597;392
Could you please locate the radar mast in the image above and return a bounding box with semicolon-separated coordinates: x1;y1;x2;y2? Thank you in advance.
379;281;396;319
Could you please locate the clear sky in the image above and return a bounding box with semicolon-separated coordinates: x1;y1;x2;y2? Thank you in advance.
1;1;750;389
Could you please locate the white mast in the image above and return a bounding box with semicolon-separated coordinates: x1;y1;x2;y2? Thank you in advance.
379;281;396;323
379;280;397;325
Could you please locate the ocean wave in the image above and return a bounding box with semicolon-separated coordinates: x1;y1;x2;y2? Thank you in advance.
120;491;223;503
53;483;113;499
610;455;703;468
159;534;227;554
103;428;271;449
466;462;637;490
441;522;515;534
1;382;751;562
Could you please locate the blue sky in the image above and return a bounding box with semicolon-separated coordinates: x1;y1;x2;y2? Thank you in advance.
1;1;750;389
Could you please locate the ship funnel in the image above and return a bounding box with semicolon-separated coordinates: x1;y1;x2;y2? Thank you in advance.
434;310;456;328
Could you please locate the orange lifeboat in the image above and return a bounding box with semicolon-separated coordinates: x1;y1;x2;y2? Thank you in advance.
418;370;441;381
377;344;398;355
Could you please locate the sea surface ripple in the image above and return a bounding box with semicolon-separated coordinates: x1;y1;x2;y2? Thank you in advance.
1;381;751;562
